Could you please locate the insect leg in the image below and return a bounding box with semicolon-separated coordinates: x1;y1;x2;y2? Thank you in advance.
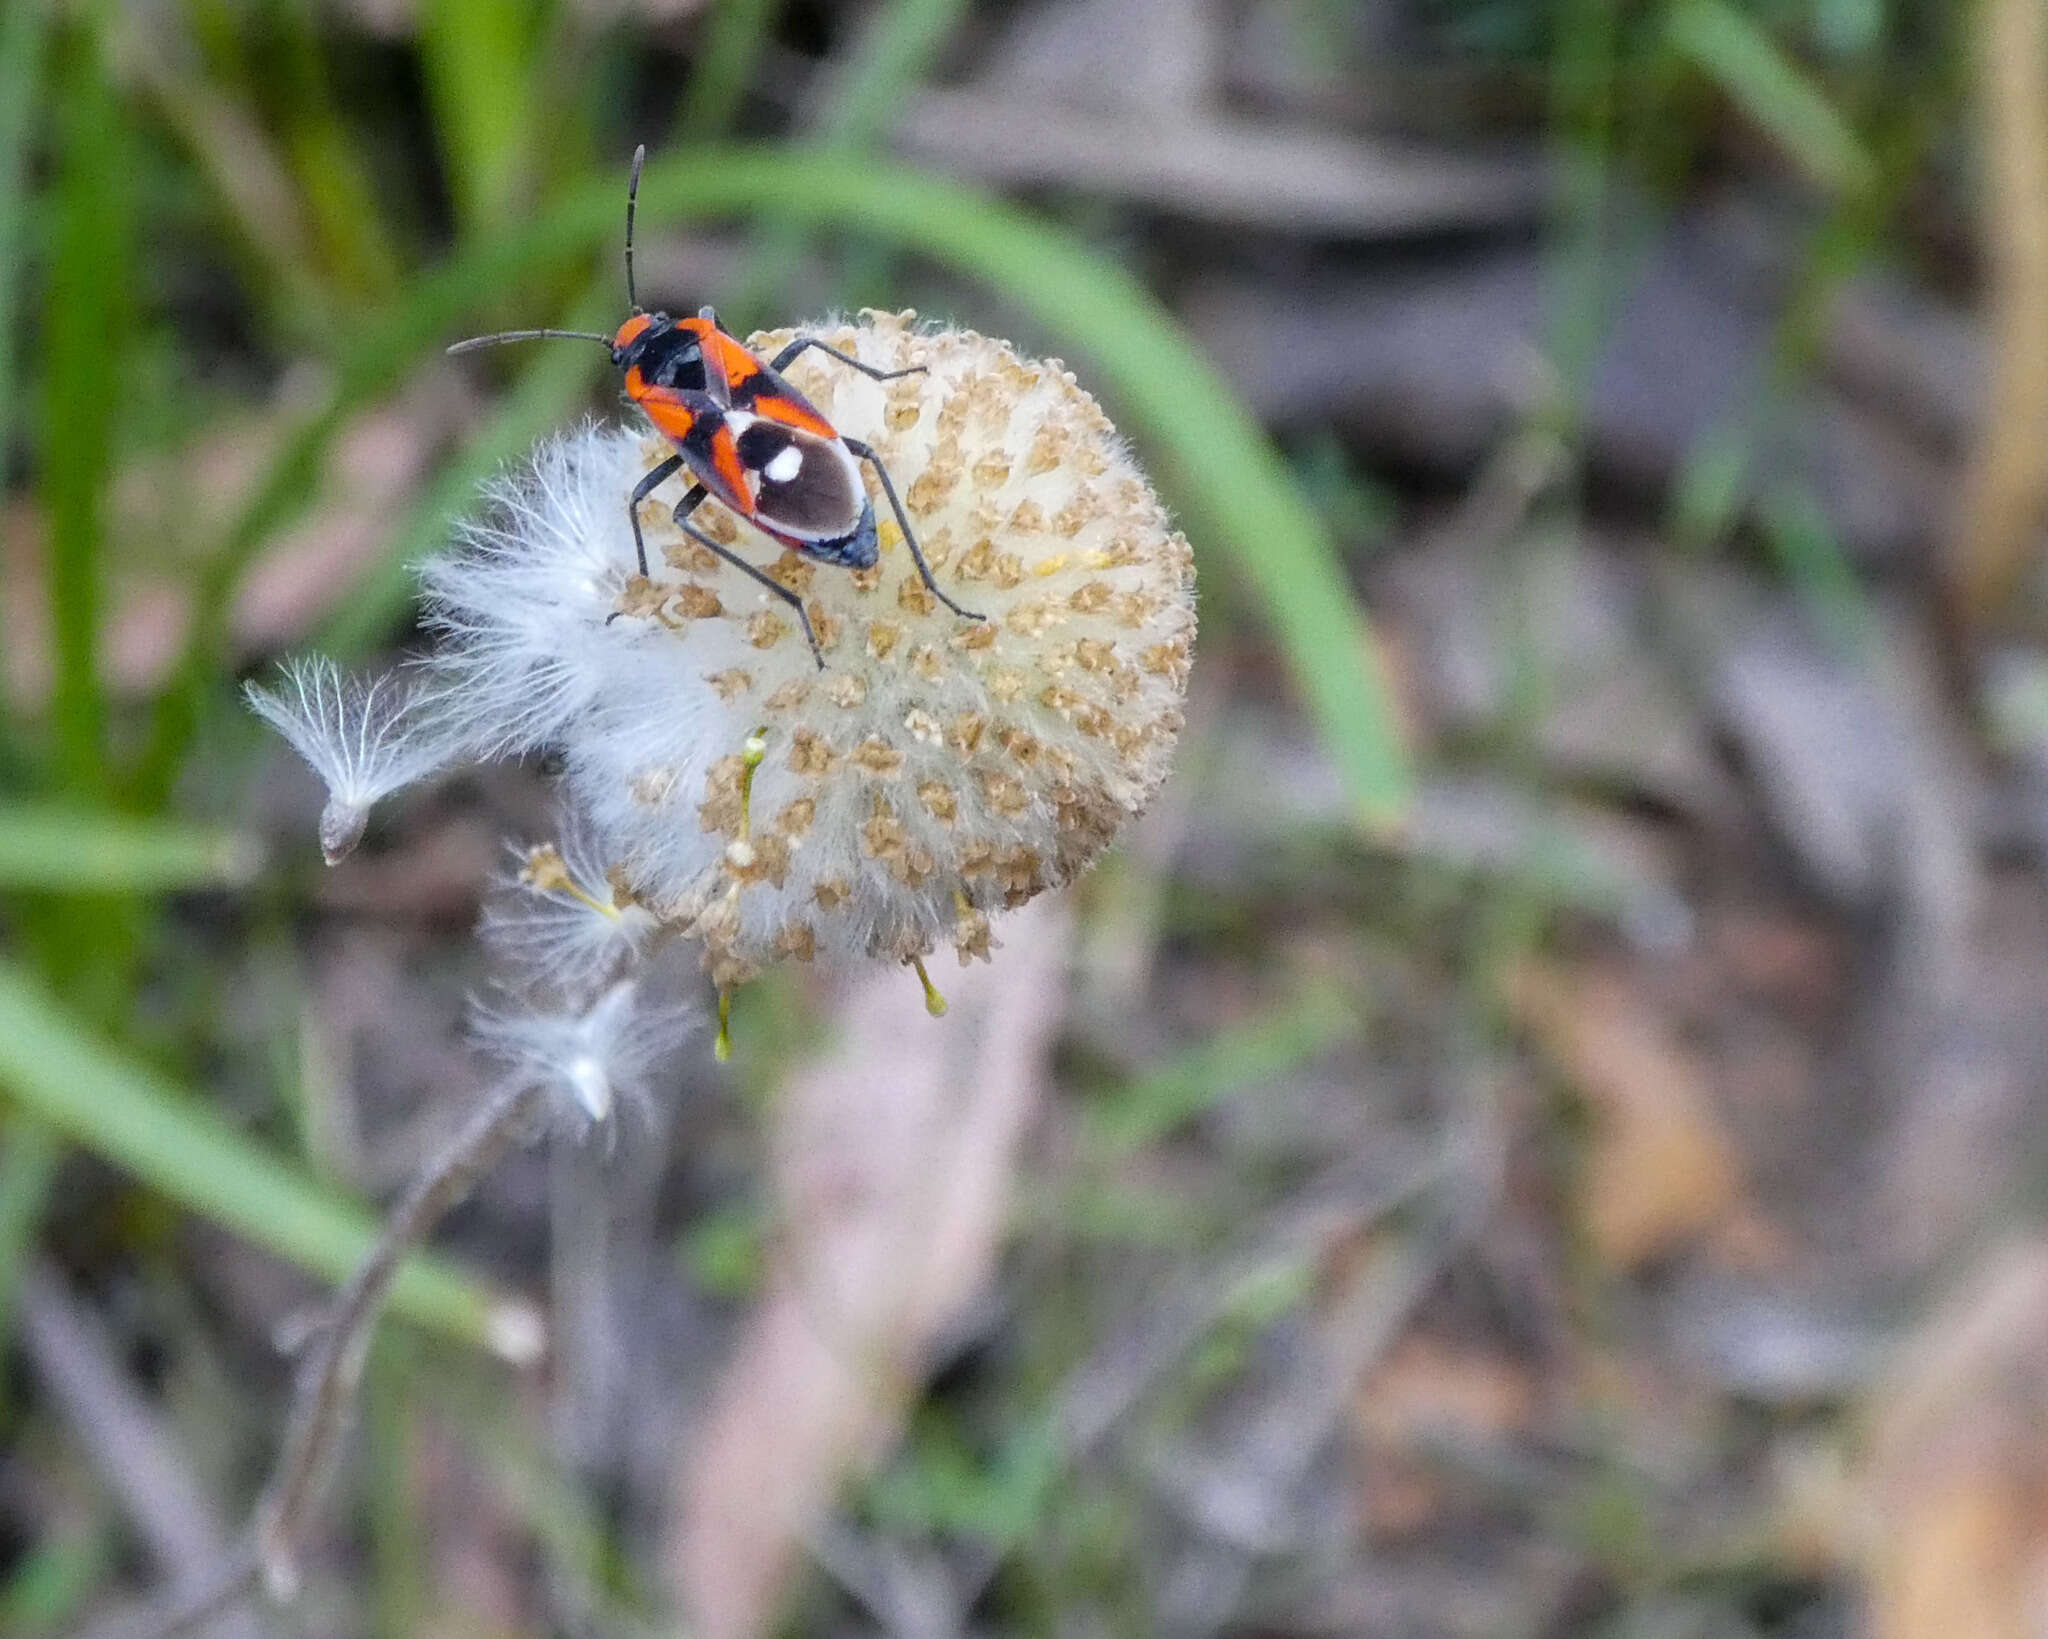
840;437;984;622
627;453;688;577
768;336;926;383
675;516;825;670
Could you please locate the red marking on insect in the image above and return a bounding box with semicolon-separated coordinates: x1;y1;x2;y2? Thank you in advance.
613;311;655;353
747;390;840;441
445;145;983;667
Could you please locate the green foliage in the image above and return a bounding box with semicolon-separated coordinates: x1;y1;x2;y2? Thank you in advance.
0;1124;59;1358
0;805;259;891
0;961;518;1348
41;24;128;803
869;1414;1063;1543
1179;1259;1317;1396
1293;431;1398;555
0;0;50;478
1084;983;1361;1156
678;1203;769;1299
1759;481;1876;659
812;0;972;149
1667;0;1875;191
422;0;559;235
676;0;781;140
1025;1174;1217;1247
0;1526;107;1639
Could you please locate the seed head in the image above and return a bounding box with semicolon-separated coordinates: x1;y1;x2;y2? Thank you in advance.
428;310;1195;986
257;310;1196;1049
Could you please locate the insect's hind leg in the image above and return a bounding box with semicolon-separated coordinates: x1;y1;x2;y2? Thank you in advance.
618;479;820;667
840;437;984;623
675;515;825;670
768;336;926;383
626;453;687;576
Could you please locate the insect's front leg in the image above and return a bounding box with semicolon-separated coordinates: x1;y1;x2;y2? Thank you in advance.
627;453;688;577
840;438;983;623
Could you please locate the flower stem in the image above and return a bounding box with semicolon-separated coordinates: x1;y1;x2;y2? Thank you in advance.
911;955;947;1017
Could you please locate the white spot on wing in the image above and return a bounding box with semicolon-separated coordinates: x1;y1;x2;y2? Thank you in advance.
764;445;803;484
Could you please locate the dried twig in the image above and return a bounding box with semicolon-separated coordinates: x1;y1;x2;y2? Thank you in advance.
18;1262;267;1639
254;1075;544;1598
66;1075;546;1639
1949;0;2048;624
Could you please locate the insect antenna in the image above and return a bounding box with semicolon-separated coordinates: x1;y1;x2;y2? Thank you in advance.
445;329;615;356
625;143;646;312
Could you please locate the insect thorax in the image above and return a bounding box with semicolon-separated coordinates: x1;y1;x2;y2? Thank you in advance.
623;320;708;392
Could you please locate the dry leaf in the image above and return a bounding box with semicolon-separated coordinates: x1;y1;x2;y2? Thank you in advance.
668;898;1070;1639
1512;961;1742;1269
1353;1333;1537;1539
1864;1241;2048;1639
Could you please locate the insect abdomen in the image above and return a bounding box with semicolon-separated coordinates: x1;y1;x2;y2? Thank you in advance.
733;418;864;542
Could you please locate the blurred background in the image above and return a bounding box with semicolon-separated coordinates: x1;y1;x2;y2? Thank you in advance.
5;0;2048;1635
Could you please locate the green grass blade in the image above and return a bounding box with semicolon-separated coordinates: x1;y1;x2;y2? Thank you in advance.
677;0;782;139
1085;983;1362;1155
0;804;261;891
1667;0;1874;194
0;1121;61;1379
421;0;540;232
0;0;49;488
1758;482;1876;661
0;960;530;1354
1547;0;1619;424
42;24;129;801
732;0;967;323
0;1524;106;1639
272;3;403;307
144;151;1409;823
813;0;969;147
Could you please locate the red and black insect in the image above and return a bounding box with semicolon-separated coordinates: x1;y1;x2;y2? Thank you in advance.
449;146;982;667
